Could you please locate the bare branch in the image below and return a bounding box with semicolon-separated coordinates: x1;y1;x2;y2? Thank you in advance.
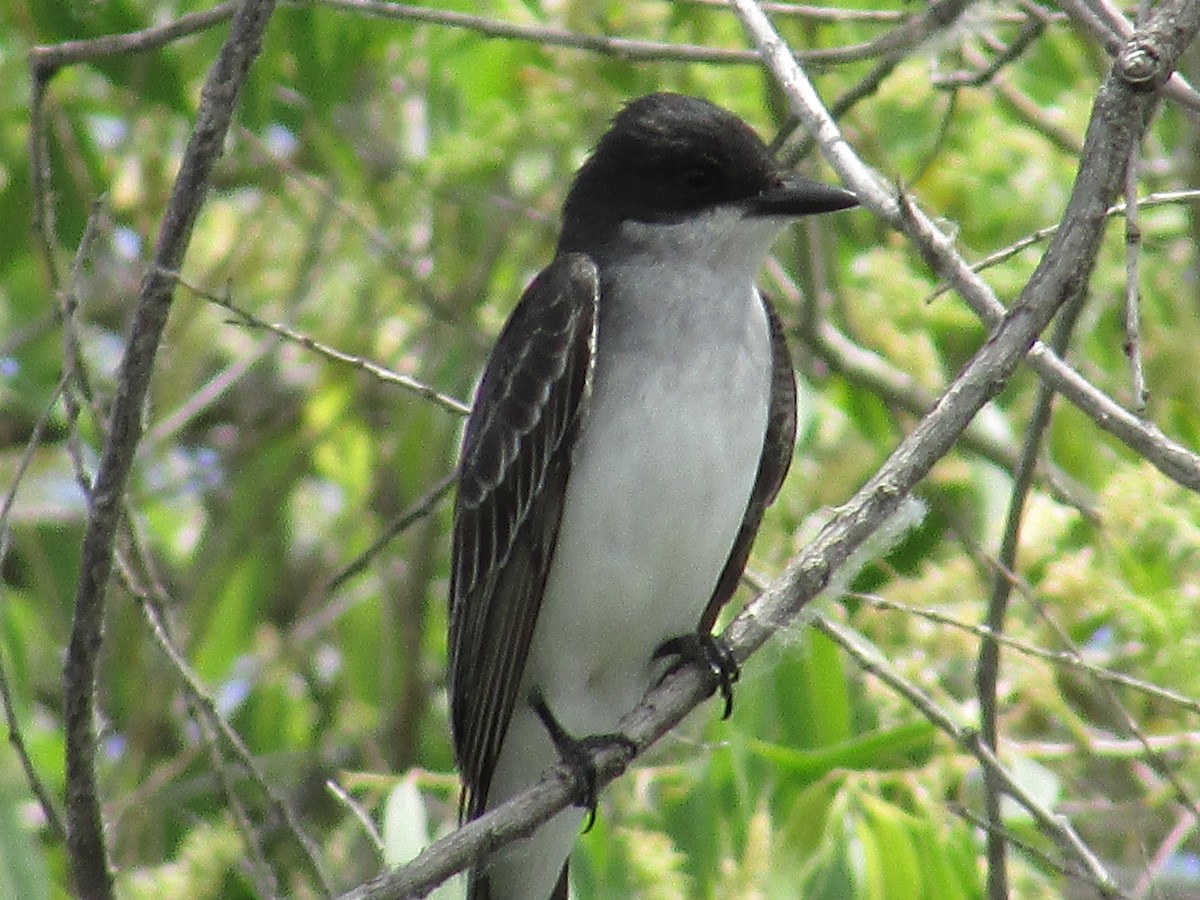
976;288;1088;900
1123;145;1149;412
29;2;237;73
168;270;471;416
1056;0;1200;110
59;2;277;894
0;379;70;844
316;0;760;64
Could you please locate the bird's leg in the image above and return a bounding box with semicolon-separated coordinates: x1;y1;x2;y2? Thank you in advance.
653;631;740;719
528;689;637;832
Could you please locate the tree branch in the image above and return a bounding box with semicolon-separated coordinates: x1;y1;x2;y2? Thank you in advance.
29;2;237;72
0;378;70;844
168;270;471;415
1056;0;1200;111
316;0;760;64
977;286;1088;900
57;1;276;895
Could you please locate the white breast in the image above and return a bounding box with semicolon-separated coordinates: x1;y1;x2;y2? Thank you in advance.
527;246;773;734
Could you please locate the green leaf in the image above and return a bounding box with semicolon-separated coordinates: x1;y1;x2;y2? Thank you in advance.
382;774;430;869
746;719;937;782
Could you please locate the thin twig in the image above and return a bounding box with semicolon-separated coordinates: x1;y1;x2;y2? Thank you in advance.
314;0;964;67
910;88;959;185
785;0;972;65
167;269;470;416
28;58;60;292
1010;734;1200;758
933;4;1049;88
1123;144;1148;413
0;378;70;843
814;615;1124;896
677;0;908;22
118;529;333;892
926;189;1200;301
114;536;284;899
958;39;1084;155
327;779;386;855
60;199;106;420
289;473;457;645
191;703;282;899
948;803;1131;898
854;593;1200;715
315;0;760;63
976;288;1088;900
1132;809;1198;899
137;586;333;891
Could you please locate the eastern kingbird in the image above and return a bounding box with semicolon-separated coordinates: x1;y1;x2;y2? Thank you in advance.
449;92;857;900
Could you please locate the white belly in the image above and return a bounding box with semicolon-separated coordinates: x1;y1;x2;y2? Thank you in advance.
528;301;771;730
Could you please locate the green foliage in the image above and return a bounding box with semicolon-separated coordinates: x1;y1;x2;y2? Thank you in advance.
116;821;244;900
2;0;1198;897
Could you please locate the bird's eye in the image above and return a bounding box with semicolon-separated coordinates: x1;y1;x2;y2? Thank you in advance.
679;164;719;193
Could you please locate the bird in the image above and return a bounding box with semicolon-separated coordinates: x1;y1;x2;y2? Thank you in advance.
448;92;858;900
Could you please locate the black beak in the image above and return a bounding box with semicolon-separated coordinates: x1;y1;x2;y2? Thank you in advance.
749;174;859;217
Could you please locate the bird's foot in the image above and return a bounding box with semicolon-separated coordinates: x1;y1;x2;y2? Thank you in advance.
653;632;740;719
529;690;637;833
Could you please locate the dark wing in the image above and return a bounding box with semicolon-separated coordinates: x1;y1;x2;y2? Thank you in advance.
700;293;797;631
449;253;599;821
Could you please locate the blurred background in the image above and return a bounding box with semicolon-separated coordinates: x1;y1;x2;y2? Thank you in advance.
2;0;1199;896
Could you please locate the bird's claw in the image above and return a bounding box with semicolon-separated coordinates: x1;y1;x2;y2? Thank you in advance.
653;632;741;719
530;690;637;832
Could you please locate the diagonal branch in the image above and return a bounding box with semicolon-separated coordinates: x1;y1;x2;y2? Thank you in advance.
56;1;277;896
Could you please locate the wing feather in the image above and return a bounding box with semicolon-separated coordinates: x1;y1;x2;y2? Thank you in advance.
449;253;599;820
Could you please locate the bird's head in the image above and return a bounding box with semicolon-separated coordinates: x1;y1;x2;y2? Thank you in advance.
558;93;857;262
